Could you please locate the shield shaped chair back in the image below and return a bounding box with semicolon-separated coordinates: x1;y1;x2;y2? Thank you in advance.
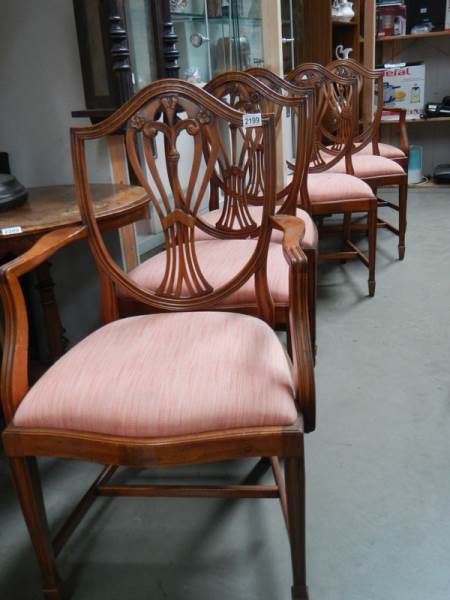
327;59;385;157
204;71;315;218
245;67;318;213
71;79;277;324
286;63;359;177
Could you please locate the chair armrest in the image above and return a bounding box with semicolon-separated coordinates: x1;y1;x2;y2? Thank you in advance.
270;215;316;433
0;225;86;423
381;106;409;156
1;226;86;278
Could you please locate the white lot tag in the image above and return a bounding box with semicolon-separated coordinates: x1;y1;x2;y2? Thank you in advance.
1;226;23;235
242;113;262;128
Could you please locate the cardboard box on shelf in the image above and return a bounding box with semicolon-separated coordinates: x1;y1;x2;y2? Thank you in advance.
376;2;407;37
375;61;426;120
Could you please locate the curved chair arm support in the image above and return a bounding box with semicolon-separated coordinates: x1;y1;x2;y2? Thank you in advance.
0;226;86;423
270;215;316;432
1;226;86;278
381;106;409;157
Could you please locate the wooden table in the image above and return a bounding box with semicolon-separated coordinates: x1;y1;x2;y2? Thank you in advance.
0;183;149;360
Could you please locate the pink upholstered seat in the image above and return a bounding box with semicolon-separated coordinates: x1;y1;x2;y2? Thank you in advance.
307;172;375;203
196;206;318;250
120;239;290;305
13;312;297;438
322;153;405;178
355;142;406;160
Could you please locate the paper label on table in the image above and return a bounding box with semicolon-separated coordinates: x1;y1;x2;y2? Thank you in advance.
1;226;22;235
242;113;262;128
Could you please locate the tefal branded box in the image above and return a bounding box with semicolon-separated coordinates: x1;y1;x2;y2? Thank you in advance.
375;61;426;120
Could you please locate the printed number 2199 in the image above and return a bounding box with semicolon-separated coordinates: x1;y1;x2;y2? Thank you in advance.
242;113;262;128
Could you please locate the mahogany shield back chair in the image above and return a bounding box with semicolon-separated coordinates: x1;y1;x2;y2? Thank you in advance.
118;72;318;350
325;59;409;260
328;58;409;169
1;80;315;600
200;71;318;352
279;64;378;296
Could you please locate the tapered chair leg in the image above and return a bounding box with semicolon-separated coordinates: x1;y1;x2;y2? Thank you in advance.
398;180;408;260
9;457;62;600
285;449;309;600
368;204;377;297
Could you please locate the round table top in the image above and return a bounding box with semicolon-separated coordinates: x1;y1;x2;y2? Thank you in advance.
0;184;149;240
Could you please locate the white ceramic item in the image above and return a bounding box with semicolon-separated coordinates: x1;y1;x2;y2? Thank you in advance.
332;0;342;18
339;0;355;22
335;45;353;59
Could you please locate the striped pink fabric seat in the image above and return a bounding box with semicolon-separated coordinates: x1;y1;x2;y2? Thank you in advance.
307;172;375;203
13;312;298;438
120;239;290;305
322;153;405;178
196;206;318;250
355;142;406;160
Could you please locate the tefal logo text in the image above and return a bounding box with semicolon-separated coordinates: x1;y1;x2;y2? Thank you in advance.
384;68;411;77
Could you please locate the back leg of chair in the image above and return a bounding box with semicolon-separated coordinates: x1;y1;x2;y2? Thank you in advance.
368;202;377;297
343;212;352;245
285;450;309;600
341;212;352;264
398;179;408;260
9;457;62;600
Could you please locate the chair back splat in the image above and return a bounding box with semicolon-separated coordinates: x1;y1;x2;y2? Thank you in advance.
71;80;277;324
286;63;359;177
327;58;385;156
204;71;315;215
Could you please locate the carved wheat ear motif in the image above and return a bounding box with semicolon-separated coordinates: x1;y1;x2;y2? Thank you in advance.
161;95;179;124
215;166;257;234
126;99;218;299
245;143;265;200
158;209;213;298
326;83;354;150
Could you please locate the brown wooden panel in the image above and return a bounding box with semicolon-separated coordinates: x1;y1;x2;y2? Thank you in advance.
303;0;331;65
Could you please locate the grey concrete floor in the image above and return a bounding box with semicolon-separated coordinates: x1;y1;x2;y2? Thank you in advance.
1;188;450;600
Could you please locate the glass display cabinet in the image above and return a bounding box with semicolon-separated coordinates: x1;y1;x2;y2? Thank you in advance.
169;0;264;84
73;0;302;113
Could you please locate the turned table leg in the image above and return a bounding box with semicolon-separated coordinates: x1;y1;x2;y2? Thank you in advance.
35;261;69;363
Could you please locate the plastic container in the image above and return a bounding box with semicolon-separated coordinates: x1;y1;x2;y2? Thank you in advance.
408;145;423;184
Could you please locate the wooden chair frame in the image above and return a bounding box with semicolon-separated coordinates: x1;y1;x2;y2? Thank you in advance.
199;71;318;354
1;80;315;600
253;64;378;296
327;59;409;260
119;73;317;342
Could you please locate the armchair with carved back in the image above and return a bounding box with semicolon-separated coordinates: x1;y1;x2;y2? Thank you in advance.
117;72;318;353
249;65;378;297
326;59;409;261
200;71;318;355
1;80;315;600
328;59;409;169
